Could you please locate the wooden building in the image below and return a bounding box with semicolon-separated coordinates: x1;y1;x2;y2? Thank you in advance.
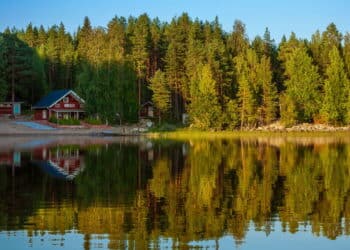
140;101;155;119
0;102;22;116
32;89;85;120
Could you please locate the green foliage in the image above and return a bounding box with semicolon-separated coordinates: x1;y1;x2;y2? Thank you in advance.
84;116;103;125
49;116;80;125
188;64;222;130
280;93;298;126
321;46;349;124
224;99;240;130
283;47;321;123
149;70;171;123
1;17;350;129
48;116;58;123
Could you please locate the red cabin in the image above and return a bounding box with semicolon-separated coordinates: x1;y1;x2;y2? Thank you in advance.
0;102;22;116
32;89;85;120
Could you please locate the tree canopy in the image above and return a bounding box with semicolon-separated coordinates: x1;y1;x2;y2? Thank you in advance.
1;16;349;127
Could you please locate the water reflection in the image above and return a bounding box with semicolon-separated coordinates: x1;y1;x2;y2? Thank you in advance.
0;136;350;249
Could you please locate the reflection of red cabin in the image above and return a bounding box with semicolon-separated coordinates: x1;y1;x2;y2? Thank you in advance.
33;147;84;180
0;151;21;166
32;89;85;120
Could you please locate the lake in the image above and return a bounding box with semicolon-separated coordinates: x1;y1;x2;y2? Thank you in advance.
0;135;349;250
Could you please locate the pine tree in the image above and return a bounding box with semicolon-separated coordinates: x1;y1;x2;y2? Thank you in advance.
130;14;151;115
234;49;259;129
321;46;349;124
227;20;249;57
344;33;350;78
258;56;278;124
319;23;342;74
283;47;321;123
149;70;171;123
188;64;222;130
24;23;36;47
164;14;191;120
77;16;92;61
45;25;59;88
37;25;47;47
0;35;8;101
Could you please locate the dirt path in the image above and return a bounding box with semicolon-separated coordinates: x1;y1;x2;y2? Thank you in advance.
0;117;144;136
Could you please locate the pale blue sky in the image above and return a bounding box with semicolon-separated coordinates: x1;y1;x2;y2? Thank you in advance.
1;0;349;42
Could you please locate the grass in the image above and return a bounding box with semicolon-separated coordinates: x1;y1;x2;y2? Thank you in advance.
147;128;350;141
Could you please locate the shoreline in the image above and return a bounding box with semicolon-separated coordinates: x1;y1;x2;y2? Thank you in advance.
1;118;350;137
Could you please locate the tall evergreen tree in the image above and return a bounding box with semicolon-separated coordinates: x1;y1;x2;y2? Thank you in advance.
258;56;278;124
149;70;171;123
227;20;249;57
0;35;8;101
344;33;350;78
234;49;259;129
319;23;342;74
321;46;349;124
130;13;151;117
77;16;92;62
282;47;321;123
188;64;222;130
164;13;191;120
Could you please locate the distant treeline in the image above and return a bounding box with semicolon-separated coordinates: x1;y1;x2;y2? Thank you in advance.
0;14;350;128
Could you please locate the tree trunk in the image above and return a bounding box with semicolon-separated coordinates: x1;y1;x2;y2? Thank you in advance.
11;54;15;117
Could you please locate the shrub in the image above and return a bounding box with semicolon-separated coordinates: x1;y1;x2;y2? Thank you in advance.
52;117;81;125
58;118;80;125
84;117;103;125
49;116;58;124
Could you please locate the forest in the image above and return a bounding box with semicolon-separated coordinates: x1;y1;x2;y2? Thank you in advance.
1;13;350;129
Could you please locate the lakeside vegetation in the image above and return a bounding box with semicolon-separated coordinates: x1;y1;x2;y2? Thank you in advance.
1;14;350;129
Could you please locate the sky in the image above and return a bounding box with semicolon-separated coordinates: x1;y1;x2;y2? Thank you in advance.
0;0;349;43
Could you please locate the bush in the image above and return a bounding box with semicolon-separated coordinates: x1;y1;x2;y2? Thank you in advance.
84;117;103;125
49;116;58;124
49;117;80;125
58;118;80;125
148;122;178;132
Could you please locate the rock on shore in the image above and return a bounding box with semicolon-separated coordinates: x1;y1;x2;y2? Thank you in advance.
256;121;350;132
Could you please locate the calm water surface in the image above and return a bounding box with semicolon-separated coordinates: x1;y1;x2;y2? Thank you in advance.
0;136;349;249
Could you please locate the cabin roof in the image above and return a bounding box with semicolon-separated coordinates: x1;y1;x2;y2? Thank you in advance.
32;89;85;109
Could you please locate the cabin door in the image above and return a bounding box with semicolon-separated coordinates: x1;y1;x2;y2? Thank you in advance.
13;103;21;115
42;110;47;119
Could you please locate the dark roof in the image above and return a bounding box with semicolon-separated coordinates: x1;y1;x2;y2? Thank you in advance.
32;89;71;109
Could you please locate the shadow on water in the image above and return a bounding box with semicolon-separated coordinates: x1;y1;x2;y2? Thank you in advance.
0;135;350;249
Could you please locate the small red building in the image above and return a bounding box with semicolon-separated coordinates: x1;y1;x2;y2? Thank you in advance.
32;89;85;120
140;101;155;119
0;102;22;116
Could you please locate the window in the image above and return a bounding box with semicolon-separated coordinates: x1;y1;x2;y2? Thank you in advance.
63;97;69;103
42;110;47;119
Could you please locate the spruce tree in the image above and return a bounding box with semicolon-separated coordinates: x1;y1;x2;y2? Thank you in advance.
283;47;321;123
259;56;278;124
189;64;222;130
149;70;171;123
234;49;259;129
321;46;349;124
130;13;151;117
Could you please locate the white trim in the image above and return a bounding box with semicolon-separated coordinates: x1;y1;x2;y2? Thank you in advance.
48;90;85;109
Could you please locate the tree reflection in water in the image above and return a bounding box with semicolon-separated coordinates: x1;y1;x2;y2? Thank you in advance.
0;137;350;249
